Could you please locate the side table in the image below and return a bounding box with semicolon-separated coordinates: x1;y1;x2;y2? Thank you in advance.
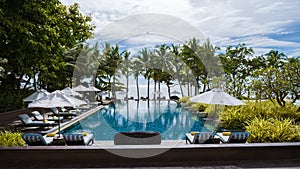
52;136;66;146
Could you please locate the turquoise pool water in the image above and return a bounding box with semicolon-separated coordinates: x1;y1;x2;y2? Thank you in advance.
61;100;210;141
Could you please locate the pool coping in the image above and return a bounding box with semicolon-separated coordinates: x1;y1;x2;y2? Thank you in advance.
4;104;300;168
1;142;300;168
42;105;106;134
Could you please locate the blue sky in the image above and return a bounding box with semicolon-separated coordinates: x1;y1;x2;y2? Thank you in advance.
61;0;300;57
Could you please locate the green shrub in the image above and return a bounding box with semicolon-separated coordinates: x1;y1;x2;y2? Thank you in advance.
178;96;191;104
220;100;300;130
190;103;207;112
221;107;252;130
246;118;300;143
0;89;31;113
0;131;26;146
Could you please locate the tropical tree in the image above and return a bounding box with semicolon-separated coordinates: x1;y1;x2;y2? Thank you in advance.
119;51;131;99
131;59;143;100
0;0;94;112
100;43;124;99
181;38;201;95
0;58;7;84
251;50;299;107
285;57;300;102
138;48;153;100
0;1;94;91
168;44;185;96
153;44;170;98
199;40;221;91
219;43;254;98
67;43;101;86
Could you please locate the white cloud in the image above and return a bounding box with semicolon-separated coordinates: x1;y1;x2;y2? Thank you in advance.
61;0;300;57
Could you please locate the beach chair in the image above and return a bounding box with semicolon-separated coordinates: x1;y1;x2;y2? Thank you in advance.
186;132;220;144
219;131;250;143
22;133;54;146
49;107;77;118
31;111;63;122
18;114;55;128
63;133;94;145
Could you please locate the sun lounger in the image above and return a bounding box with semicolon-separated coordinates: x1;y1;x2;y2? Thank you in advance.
49;107;77;118
31;111;63;122
186;132;220;144
22;133;54;146
218;131;250;143
63;133;94;145
18;114;55;128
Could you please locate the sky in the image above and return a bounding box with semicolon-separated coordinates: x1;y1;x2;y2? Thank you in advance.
61;0;300;57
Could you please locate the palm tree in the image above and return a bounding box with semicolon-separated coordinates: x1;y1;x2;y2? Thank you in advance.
131;59;143;100
154;44;169;98
67;43;101;87
119;51;131;99
168;44;185;97
101;43;124;99
265;50;286;68
138;48;152;100
198;39;220;92
181;38;200;96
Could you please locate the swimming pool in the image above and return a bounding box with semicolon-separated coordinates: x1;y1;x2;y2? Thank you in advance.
61;100;211;141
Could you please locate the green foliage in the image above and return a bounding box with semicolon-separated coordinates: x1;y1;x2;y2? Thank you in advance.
246;118;300;143
178;96;191;104
0;89;31;112
220;100;300;142
221;100;300;130
0;131;25;146
0;0;94;90
251;51;300;106
221;107;252;130
190;103;207;112
219;43;254;98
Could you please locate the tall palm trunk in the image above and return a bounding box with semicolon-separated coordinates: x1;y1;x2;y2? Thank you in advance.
126;72;129;100
147;78;150;101
153;80;157;100
112;75;117;99
158;81;161;99
136;76;139;100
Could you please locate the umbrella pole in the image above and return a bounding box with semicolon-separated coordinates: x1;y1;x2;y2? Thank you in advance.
214;104;217;132
58;111;61;137
42;109;45;122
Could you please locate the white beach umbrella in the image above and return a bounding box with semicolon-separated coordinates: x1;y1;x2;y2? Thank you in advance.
190;88;245;130
88;86;101;92
28;90;87;135
190;88;245;106
171;90;181;95
72;84;91;92
28;90;87;108
23;89;50;102
61;87;82;97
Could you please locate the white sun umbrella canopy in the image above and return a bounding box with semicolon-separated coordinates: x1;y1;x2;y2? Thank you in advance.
72;84;91;92
88;86;101;92
28;90;87;136
190;88;245;131
190;88;245;106
171;90;181;95
28;90;87;108
61;87;82;97
23;89;50;102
